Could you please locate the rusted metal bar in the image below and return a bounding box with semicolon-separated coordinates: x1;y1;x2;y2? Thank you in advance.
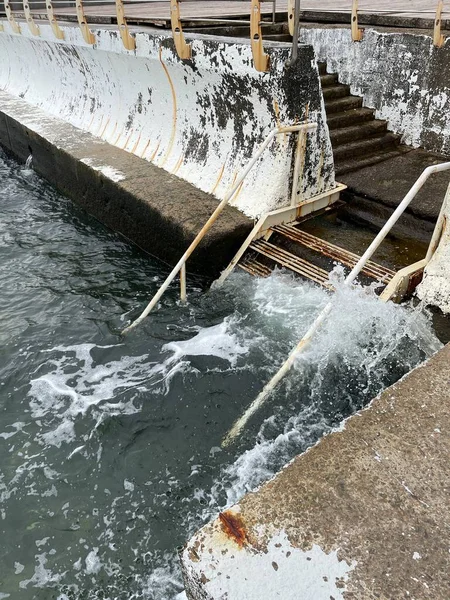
46;0;65;39
287;0;294;35
290;124;305;204
23;0;40;35
122;122;317;335
351;0;364;41
250;0;270;72
433;0;445;47
4;0;21;34
170;0;191;60
116;0;135;50
223;161;450;447
180;263;187;303
76;0;96;44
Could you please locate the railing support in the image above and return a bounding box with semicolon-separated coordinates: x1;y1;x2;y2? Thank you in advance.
222;161;450;446
180;263;187;303
250;0;270;72
434;0;445;48
122;122;317;335
46;0;65;40
287;0;295;35
116;0;135;50
4;0;21;34
23;0;40;36
170;0;191;60
76;0;95;45
351;0;363;42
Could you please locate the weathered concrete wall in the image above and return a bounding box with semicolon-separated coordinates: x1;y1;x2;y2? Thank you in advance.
0;89;252;277
181;344;450;599
417;186;450;312
0;22;335;219
301;26;450;156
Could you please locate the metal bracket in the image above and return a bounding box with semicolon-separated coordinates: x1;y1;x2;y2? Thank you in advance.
170;0;191;60
46;0;65;39
76;0;95;45
351;0;363;42
4;0;21;34
116;0;135;51
287;0;294;36
434;0;445;48
23;0;40;36
250;0;269;72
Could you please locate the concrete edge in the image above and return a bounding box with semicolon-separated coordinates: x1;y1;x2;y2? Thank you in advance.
0;92;252;278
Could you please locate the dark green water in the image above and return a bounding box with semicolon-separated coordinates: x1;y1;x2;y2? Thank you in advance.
0;150;442;599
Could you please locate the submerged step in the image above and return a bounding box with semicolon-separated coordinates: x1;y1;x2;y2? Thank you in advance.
272;224;395;282
248;239;333;289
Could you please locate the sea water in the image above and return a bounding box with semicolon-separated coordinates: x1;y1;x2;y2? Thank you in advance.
0;150;442;599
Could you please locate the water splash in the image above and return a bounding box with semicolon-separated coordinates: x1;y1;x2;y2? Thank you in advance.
24;154;33;170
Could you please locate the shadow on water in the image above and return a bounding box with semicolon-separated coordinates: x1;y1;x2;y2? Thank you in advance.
0;150;442;599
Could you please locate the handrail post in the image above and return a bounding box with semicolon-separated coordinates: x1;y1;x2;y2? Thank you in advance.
46;0;65;40
223;161;450;446
23;0;40;36
351;0;363;42
287;0;294;35
76;0;95;45
180;264;187;303
121;122;317;335
426;182;450;261
250;0;270;72
170;0;191;60
4;0;21;34
116;0;135;51
433;0;445;48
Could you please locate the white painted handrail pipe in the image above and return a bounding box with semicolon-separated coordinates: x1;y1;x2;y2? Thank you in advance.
222;161;450;446
122;122;317;334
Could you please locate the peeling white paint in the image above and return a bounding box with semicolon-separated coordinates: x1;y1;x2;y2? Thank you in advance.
80;158;126;182
0;23;335;219
417;189;450;312
300;27;450;156
182;530;356;600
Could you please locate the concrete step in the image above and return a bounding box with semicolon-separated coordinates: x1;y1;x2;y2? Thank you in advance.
333;132;401;161
322;84;351;100
320;73;339;87
247;239;333;289
330;120;388;146
318;62;328;75
272;224;395;282
325;95;364;114
326;107;376;130
335;148;410;176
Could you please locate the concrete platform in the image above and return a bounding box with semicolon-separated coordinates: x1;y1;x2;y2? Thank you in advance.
181;343;450;599
341;149;450;223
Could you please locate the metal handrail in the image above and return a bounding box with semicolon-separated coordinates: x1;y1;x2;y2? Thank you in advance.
222;161;450;446
121;121;318;335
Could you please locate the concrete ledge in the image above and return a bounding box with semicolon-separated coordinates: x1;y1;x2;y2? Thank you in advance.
0;91;252;277
181;344;450;599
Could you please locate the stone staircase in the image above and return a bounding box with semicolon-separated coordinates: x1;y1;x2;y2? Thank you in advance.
319;62;410;176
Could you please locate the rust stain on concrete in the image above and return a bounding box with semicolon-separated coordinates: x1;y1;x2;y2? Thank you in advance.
218;511;248;548
158;46;177;168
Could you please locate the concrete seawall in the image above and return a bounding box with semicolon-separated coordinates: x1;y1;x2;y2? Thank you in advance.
301;26;450;156
0;22;336;271
181;343;450;598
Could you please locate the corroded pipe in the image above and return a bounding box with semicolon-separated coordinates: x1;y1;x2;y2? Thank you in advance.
23;0;40;36
76;0;95;44
4;0;21;34
116;0;135;50
46;0;65;39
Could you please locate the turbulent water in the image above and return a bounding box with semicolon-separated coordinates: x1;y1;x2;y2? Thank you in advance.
0;150;442;599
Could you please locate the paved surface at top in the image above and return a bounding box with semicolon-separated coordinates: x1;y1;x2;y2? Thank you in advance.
182;343;450;599
37;1;450;25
